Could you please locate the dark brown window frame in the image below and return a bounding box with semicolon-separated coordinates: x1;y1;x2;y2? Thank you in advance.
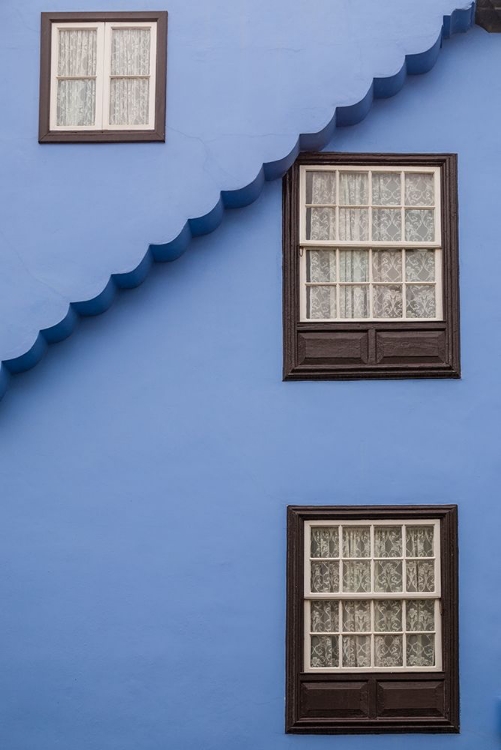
39;11;168;143
283;153;460;380
286;504;459;734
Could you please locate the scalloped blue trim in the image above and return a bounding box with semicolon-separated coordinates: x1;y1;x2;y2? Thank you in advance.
0;2;475;394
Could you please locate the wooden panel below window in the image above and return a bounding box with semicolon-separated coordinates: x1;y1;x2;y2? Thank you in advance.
376;679;445;718
300;680;370;719
297;331;369;366
376;330;447;365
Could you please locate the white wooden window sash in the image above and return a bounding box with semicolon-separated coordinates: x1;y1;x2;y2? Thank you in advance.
299;166;443;322
50;21;157;131
303;519;442;674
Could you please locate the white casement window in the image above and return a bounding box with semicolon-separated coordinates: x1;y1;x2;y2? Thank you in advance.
49;21;157;131
304;520;442;673
299;166;443;321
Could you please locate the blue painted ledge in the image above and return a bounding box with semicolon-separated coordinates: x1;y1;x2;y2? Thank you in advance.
0;2;475;394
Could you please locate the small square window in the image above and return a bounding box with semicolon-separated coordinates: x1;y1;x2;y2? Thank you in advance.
286;505;459;734
39;12;167;142
283;154;460;380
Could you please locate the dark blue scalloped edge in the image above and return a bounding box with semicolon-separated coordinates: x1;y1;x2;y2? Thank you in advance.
0;2;475;394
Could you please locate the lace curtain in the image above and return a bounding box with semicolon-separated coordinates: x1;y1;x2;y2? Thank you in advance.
56;26;151;127
110;29;151;126
57;29;97;126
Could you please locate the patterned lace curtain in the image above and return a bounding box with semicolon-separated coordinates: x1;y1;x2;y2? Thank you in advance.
110;28;151;126
57;29;97;126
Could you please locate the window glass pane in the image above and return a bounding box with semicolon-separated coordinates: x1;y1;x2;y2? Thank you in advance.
339;173;368;205
405;173;434;206
372;209;402;241
306;250;336;283
311;561;339;593
58;28;97;76
405;209;434;242
407;634;435;666
306;171;336;204
339;249;368;282
373;285;403;318
339;209;369;241
342;601;371;632
343;561;371;593
343;527;370;558
307;286;336;319
306;207;336;240
374;600;402;632
372;251;402;283
406;600;435;632
311;601;339;632
111;28;151;75
311;635;339;667
406;526;434;557
374;560;403;592
110;77;150;126
372;172;401;205
374;527;402;558
311;527;339;558
406;285;436;318
405;249;435;282
339;286;369;319
375;635;403;667
406;560;435;593
57;79;96;126
342;635;371;667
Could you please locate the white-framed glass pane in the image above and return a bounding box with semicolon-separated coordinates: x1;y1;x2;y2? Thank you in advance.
373;285;403;318
374;600;402;632
406;526;434;557
306;207;336;241
311;561;339;593
406;600;435;631
372;209;402;241
58;28;97;76
110;27;151;75
372;250;402;283
339;209;369;241
306;250;336;283
374;527;402;558
343;527;371;558
339;249;368;282
405;209;434;242
57;79;96;126
306;286;336;319
374;560;403;592
375;635;403;667
406;560;435;593
306;171;336;204
405;173;434;206
311;635;339;667
405;249;435;282
406;285;436;318
339;286;369;319
342;635;371;668
110;77;150;126
343;561;371;593
311;601;339;632
339;173;368;205
342;601;371;632
372;172;401;205
407;634;435;667
311;527;339;558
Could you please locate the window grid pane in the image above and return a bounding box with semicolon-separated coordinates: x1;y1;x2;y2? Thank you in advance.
301;167;441;321
305;522;440;672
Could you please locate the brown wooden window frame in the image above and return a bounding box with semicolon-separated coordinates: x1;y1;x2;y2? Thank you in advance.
286;505;459;734
39;11;168;143
283;153;460;380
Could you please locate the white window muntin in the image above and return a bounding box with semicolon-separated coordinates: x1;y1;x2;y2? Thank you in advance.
303;519;442;674
299;165;443;322
50;21;157;131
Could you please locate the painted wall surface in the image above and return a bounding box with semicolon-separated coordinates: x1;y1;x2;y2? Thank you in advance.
1;8;501;750
0;0;472;381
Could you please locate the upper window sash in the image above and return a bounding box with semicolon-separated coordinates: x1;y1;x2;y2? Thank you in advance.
299;165;442;247
49;21;157;132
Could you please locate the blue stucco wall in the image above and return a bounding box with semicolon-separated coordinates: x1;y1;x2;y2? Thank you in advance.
1;6;501;750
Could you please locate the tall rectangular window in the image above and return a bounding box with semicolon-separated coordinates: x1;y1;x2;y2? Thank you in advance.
39;12;167;143
286;505;459;734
